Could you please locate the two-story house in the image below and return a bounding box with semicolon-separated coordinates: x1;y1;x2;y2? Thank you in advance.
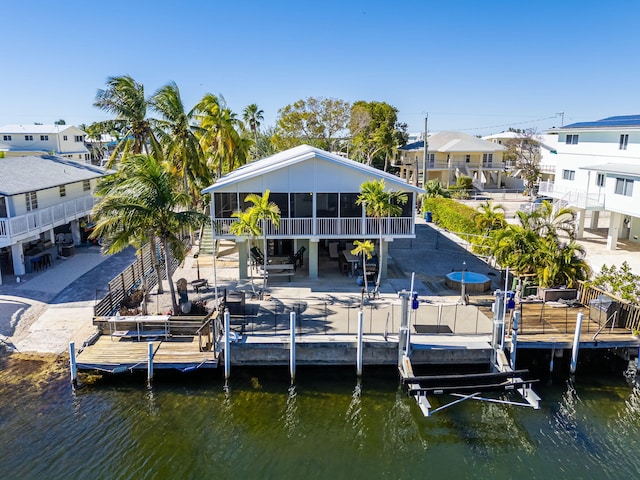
537;114;640;250
0;155;107;284
202;145;423;280
396;131;507;190
0;124;90;163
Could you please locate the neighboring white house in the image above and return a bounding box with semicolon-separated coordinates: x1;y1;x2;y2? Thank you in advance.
0;124;91;163
537;114;640;250
0;155;107;283
395;131;507;190
202;145;423;280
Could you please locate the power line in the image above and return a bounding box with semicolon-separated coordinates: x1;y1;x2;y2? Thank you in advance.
457;115;560;132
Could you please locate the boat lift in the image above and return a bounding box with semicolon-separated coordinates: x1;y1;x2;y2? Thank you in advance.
399;288;541;417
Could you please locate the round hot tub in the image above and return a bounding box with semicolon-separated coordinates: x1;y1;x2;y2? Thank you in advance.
445;271;491;293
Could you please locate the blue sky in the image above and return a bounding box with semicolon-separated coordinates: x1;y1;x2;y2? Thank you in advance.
2;0;639;136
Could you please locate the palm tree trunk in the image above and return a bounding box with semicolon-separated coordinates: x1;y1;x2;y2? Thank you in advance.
162;237;179;314
150;236;164;294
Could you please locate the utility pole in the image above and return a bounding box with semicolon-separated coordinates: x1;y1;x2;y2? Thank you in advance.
557;111;565;127
422;115;429;188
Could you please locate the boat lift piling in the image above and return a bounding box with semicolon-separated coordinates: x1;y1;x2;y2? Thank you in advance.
356;310;363;377
570;312;584;374
510;311;520;370
290;312;296;383
147;341;154;385
224;310;231;381
69;342;77;389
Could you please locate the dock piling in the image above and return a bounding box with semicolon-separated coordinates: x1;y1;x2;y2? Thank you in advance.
357;310;363;377
510;311;520;370
570;312;584;374
290;312;296;383
224;310;231;381
69;341;77;388
147;341;154;384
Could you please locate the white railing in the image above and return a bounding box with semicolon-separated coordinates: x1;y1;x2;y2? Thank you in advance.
538;181;605;210
0;196;95;240
212;216;415;238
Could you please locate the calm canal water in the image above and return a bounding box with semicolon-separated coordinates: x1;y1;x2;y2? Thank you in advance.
2;362;640;479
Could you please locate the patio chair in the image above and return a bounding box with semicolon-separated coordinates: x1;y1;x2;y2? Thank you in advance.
250;246;264;265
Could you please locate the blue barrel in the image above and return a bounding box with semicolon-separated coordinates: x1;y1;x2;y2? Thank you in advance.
424;211;432;222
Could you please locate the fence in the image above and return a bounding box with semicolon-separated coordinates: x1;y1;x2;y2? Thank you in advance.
576;281;640;332
93;239;189;317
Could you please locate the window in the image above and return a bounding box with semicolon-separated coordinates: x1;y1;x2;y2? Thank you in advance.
59;185;66;197
340;193;361;217
25;191;38;211
482;153;493;165
427;153;435;166
85;153;90;161
596;173;605;187
566;134;579;144
562;169;575;180
25;135;33;141
82;179;91;191
465;154;471;163
0;197;6;217
316;193;338;218
63;135;68;141
620;134;629;150
40;135;49;141
615;178;634;196
74;135;84;142
2;135;11;141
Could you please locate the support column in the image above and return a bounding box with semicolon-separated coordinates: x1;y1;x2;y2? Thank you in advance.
589;210;600;229
308;240;319;279
607;212;621;250
237;239;248;279
70;220;81;245
575;208;586;240
11;242;25;276
379;238;390;279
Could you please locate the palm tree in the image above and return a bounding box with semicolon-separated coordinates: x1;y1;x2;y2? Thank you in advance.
243;190;281;297
527;200;577;240
230;209;262;294
356;179;407;295
351;240;375;299
90;154;208;313
242;103;264;145
536;237;591;288
194;93;246;179
475;200;506;234
93;75;161;167
149;82;206;205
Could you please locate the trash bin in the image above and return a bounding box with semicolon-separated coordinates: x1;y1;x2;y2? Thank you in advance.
424;211;432;222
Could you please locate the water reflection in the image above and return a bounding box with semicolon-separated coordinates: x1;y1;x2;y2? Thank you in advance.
282;384;298;438
345;380;367;449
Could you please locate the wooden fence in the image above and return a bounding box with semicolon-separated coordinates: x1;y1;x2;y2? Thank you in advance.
576;281;640;331
93;239;189;317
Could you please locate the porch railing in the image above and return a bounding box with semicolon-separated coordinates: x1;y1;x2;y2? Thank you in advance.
538;181;605;209
212;216;415;238
0;196;95;240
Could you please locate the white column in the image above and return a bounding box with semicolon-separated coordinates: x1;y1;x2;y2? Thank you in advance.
237;239;248;279
11;242;25;276
308;240;319;279
575;208;586;240
589;210;600;229
70;220;81;245
379;238;390;279
607;212;621;250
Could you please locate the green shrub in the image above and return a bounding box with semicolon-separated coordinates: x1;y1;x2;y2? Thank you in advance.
422;197;481;242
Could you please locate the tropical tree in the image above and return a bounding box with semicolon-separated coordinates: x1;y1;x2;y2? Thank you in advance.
242;190;281;297
90;154;208;313
273;97;350;151
504;129;541;197
242;103;264;145
525;200;576;240
349;101;408;169
149;81;206;205
194;93;246;180
351;240;375;299
356;180;407;294
475;200;506;234
230;209;262;294
423;179;450;199
93;75;161;167
535;238;590;288
590;261;640;303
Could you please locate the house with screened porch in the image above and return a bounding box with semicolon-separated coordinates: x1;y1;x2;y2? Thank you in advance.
202;145;424;280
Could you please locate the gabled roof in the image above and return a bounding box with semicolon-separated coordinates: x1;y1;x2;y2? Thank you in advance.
202;144;424;194
482;131;522;140
398;131;506;153
0;155;107;195
553;115;640;131
0;124;84;135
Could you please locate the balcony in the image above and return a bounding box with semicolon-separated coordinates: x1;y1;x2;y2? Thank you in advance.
211;216;415;239
538;181;605;210
0;196;95;245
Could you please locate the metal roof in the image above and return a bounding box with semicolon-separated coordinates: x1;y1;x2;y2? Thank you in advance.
0;155;107;195
399;131;506;153
202;144;424;194
557;115;640;130
0;124;83;134
580;163;640;177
